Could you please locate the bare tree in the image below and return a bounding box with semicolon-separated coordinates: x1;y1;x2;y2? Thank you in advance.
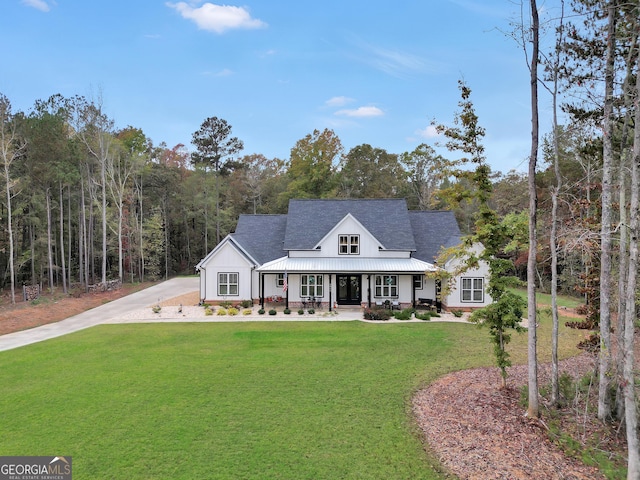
0;94;25;304
620;44;640;480
526;0;540;418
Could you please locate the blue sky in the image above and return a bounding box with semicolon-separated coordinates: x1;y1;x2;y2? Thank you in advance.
0;0;558;173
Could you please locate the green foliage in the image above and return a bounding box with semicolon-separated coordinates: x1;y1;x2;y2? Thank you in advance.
268;309;277;315
152;305;161;314
337;144;406;198
258;308;265;315
242;309;252;316
470;292;526;383
307;308;315;315
297;309;304;315
363;308;392;321
414;311;432;321
240;300;253;308
204;307;214;316
219;301;233;308
451;309;464;318
283;128;342;201
283;308;291;314
393;308;414;320
142;209;164;280
216;308;227;316
227;307;239;316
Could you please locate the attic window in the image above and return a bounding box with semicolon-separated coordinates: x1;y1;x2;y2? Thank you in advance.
339;235;359;255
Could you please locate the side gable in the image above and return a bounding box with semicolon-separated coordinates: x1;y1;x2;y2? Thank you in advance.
284;198;416;251
408;210;462;263
196;235;256;271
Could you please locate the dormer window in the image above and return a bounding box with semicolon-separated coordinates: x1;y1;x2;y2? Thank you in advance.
339;235;359;255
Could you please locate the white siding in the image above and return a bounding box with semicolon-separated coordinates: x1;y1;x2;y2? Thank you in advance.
199;242;254;302
443;243;492;309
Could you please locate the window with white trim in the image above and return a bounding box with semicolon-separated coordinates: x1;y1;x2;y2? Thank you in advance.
339;235;359;255
461;277;484;302
218;272;239;296
276;273;285;287
413;275;423;289
300;274;323;297
374;274;398;297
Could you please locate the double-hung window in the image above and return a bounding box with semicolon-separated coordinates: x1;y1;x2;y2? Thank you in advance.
300;274;323;297
339;235;359;255
218;272;239;296
461;277;484;302
375;274;398;297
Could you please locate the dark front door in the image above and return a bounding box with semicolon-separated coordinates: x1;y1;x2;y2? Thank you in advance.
337;275;361;305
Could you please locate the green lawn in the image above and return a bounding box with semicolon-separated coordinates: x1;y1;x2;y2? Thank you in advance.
0;319;583;479
510;287;585;309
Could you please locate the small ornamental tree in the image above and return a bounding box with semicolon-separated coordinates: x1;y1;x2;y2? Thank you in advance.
434;81;526;388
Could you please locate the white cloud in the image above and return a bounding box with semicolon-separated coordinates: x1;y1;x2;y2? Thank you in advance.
417;125;440;138
325;96;354;108
22;0;53;12
335;106;384;118
166;2;267;34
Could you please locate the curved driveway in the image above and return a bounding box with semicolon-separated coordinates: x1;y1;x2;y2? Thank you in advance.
0;277;199;352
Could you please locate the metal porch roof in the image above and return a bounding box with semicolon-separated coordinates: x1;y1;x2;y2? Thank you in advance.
256;256;438;273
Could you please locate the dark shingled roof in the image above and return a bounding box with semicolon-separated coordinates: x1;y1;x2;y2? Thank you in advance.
231;214;287;264
408;210;462;263
225;202;462;266
283;198;416;251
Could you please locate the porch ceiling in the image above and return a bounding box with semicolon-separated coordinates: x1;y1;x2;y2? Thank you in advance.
256;256;438;273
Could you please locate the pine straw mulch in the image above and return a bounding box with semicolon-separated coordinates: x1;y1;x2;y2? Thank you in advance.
0;282;158;336
413;352;629;480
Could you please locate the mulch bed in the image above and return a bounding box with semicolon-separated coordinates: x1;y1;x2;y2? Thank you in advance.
413;354;618;480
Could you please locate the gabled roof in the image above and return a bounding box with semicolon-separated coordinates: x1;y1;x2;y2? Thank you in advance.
408;210;462;263
195;234;257;270
231;214;287;264
283;198;416;251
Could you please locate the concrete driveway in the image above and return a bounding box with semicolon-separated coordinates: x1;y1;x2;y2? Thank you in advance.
0;277;199;352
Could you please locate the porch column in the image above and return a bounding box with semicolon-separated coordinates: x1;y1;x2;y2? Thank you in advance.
260;273;265;309
367;275;371;308
435;278;442;313
328;274;332;312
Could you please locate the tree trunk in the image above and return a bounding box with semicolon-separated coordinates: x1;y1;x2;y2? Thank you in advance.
598;0;617;422
46;188;54;294
549;1;565;407
621;53;640;480
526;0;540;419
59;182;67;294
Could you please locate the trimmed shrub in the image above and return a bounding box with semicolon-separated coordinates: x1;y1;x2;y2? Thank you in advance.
363;308;392;321
204;307;214;316
284;308;291;314
242;309;252;315
217;308;227;316
451;309;464;318
307;308;315;315
258;308;265;315
240;300;253;308
393;308;413;321
152;305;161;314
269;309;277;315
415;311;432;321
219;301;233;309
228;307;239;316
298;309;304;315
